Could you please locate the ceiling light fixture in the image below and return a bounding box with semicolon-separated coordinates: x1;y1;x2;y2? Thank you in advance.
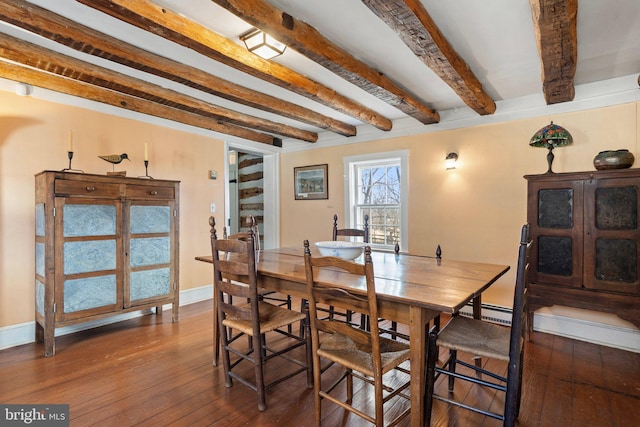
240;28;286;60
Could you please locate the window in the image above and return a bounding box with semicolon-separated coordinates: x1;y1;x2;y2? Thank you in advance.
344;151;408;251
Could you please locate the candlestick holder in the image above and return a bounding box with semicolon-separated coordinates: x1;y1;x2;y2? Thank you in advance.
139;160;154;179
62;151;84;173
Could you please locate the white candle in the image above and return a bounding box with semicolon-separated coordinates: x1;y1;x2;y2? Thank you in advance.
68;131;73;152
144;142;148;161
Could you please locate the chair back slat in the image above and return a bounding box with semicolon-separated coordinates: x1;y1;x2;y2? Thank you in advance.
224;216;261;252
217;259;254;277
217;277;252;299
312;287;371;318
332;213;370;243
311;255;366;274
219;299;252;321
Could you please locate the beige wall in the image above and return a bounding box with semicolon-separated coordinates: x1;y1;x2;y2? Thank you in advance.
280;102;640;307
2;88;638;331
0;91;224;327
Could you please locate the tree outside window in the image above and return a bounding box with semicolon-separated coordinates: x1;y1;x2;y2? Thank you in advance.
355;162;401;247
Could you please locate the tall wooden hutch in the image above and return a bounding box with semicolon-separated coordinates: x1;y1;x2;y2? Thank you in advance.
525;169;640;331
35;171;180;356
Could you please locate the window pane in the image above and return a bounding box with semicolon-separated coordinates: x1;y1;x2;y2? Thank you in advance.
350;156;403;249
371;183;387;204
387;166;400;185
385;208;400;226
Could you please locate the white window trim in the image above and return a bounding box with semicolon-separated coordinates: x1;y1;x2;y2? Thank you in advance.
343;150;409;252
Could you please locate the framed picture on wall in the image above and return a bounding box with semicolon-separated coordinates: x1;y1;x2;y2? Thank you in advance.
294;164;328;200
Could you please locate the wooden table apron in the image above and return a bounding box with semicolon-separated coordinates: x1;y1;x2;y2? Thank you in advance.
196;246;509;427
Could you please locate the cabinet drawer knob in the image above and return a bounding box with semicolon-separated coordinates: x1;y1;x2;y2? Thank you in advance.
86;186;96;192
149;190;158;196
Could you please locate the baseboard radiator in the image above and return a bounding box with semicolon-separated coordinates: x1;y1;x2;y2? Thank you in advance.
457;302;513;326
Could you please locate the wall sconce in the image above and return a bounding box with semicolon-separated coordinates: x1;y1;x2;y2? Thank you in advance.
445;152;458;170
240;28;286;60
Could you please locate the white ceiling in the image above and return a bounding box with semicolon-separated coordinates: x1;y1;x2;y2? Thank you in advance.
4;0;640;149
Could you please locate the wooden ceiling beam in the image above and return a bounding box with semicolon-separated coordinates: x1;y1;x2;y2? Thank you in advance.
0;60;277;145
76;0;394;131
0;0;349;137
529;0;578;104
210;0;440;125
362;0;496;115
0;33;316;142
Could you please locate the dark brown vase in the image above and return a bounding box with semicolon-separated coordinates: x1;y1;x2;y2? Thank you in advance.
593;149;635;170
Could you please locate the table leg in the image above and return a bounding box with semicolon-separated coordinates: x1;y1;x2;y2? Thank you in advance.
409;305;427;427
472;295;483;369
472;295;482;319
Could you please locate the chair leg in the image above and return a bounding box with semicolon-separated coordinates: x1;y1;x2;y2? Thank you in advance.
303;307;313;388
287;296;292;333
299;299;308;337
346;368;353;404
425;327;438;425
220;322;233;388
361;314;370;331
314;361;322;427
448;349;457;393
253;332;267;411
505;346;525;424
374;374;384;427
516;348;525;416
213;292;220;366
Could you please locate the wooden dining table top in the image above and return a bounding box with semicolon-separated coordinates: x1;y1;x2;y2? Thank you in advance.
196;245;510;315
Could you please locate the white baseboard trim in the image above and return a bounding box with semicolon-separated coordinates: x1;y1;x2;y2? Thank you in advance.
459;303;640;353
0;284;213;351
533;309;640;354
4;290;639;354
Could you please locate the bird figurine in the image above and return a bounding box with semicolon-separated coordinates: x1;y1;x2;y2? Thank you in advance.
99;153;130;172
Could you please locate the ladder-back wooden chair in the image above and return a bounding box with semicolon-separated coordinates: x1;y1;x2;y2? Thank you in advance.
326;213;369;327
303;240;411;426
210;217;312;411
425;224;531;426
224;217;292;312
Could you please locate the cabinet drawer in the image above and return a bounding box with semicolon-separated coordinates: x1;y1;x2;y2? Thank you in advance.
127;184;174;200
55;180;120;198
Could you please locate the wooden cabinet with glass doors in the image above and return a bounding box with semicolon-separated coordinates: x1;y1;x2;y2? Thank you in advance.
35;171;180;356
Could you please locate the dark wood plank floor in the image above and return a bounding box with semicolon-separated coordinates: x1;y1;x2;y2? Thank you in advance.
1;299;639;426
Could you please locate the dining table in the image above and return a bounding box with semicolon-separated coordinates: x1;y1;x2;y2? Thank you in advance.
196;245;510;426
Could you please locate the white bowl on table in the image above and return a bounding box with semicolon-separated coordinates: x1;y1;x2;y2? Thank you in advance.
314;241;366;260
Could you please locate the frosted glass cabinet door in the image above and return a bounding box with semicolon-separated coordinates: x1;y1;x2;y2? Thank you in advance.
58;201;121;320
127;204;174;305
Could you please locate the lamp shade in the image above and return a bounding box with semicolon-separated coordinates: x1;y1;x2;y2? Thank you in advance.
529;121;573;148
529;121;573;174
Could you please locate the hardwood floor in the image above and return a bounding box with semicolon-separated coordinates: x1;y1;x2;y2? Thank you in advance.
1;299;639;426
